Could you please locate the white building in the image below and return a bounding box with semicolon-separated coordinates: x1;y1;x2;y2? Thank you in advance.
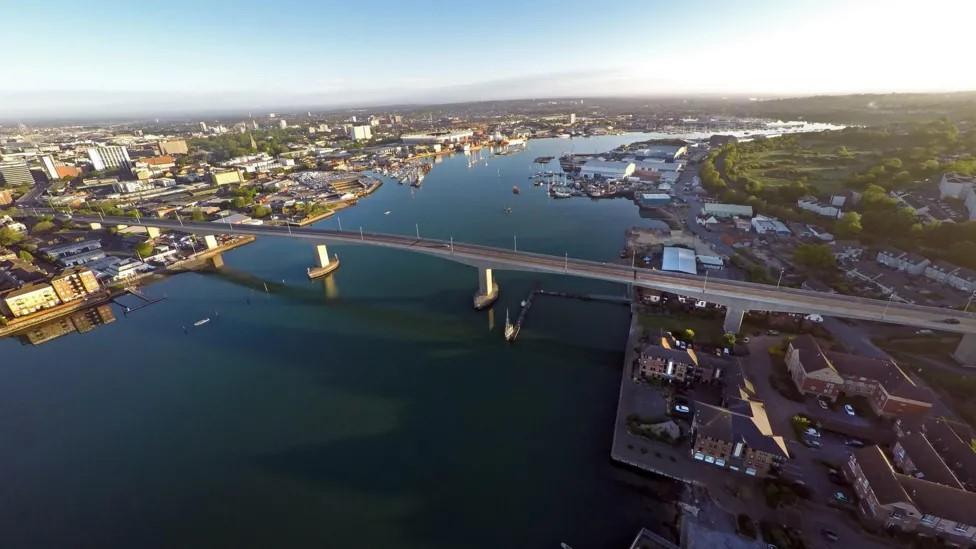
40;155;60;180
87;146;131;171
876;249;930;276
924;261;976;293
579;159;635;179
662;247;697;275
797;197;842;218
400;130;473;145
349;125;372;141
751;215;791;235
702;203;753;218
278;119;288;129
939;173;976;221
568;113;576;125
0;159;34;186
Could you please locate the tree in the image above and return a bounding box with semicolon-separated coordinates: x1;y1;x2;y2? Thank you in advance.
722;333;737;347
682;328;696;341
835;212;863;238
134;242;154;258
0;226;24;246
793;244;836;271
31;220;55;234
17;250;33;262
231;196;247;209
191;208;205;221
251;205;271;218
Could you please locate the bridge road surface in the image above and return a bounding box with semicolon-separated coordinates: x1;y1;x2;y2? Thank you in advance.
60;212;976;335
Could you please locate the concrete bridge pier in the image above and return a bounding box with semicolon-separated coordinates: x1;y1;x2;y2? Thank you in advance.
723;304;747;335
473;267;499;310
953;333;976;367
210;253;224;269
204;235;219;250
307;244;340;279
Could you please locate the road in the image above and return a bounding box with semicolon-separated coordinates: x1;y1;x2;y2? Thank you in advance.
43;211;976;335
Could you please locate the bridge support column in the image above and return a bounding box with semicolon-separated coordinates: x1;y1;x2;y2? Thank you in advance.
307;244;340;279
204;235;219;250
473;267;499;310
723;304;747;335
146;226;161;238
210;253;224;269
953;334;976;367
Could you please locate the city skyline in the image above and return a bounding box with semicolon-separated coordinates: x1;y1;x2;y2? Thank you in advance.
3;0;976;118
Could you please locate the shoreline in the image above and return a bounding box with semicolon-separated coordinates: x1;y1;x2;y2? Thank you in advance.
0;235;256;337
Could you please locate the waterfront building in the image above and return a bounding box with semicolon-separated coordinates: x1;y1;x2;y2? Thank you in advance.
636;193;671;208
1;282;62;318
348;125;372;141
661;246;697;275
633;144;687;162
87;145;131;171
785;335;933;417
156;139;188;155
400;130;473;145
638;342;724;383
0;159;34;186
690;401;789;477
568;113;576;124
579;159;635;180
105;258;151;281
50;267;100;303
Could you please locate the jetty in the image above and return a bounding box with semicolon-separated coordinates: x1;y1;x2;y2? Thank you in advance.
504;288;629;342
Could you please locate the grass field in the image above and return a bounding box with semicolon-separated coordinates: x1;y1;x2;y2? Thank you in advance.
736;137;878;194
637;312;725;344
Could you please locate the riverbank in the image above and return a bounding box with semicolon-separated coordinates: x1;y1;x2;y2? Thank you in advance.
291;179;381;226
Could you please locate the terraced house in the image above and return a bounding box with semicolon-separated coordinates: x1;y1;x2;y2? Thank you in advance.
785;335;933;418
846;445;976;546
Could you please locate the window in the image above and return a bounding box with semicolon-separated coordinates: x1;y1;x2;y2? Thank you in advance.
693;452;704;461
715;458;726;467
954;523;969;533
745;467;757;476
704;455;715;464
921;515;937;526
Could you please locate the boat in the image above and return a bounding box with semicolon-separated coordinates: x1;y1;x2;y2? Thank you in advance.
504;207;512;214
504;309;516;341
512;186;520;194
384;210;392;215
552;190;572;199
193;318;210;327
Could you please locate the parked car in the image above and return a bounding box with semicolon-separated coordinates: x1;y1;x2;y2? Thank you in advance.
766;329;780;336
942;318;961;325
804;427;821;438
844;404;856;416
833;491;850;503
674;404;691;414
821;528;839;542
845;438;865;448
818;398;830;410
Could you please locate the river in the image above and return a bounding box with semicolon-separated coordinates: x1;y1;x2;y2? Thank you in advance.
0;130;790;548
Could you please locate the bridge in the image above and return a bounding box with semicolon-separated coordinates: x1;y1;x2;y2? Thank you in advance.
58;212;976;364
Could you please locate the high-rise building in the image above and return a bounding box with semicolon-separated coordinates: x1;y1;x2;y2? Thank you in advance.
278;119;288;129
87;146;131;171
156;139;188;155
0;159;34;186
199;121;208;131
349;125;372;141
569;113;576;124
40;155;60;180
50;267;101;303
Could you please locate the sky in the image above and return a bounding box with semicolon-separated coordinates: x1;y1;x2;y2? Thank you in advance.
2;0;975;118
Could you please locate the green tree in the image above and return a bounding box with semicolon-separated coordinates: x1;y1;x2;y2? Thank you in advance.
134;241;154;258
190;208;205;221
835;212;863;238
0;227;24;246
682;328;696;341
31;220;55;234
251;205;271;218
793;244;836;271
17;250;33;262
231;196;247;209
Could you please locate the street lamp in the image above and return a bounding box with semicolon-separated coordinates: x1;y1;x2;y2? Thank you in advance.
966;289;976;313
882;293;895;320
513;234;518;254
703;270;710;294
776;268;785;289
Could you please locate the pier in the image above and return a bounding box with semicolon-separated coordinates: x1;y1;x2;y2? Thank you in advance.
114;287;167;314
505;288;630;342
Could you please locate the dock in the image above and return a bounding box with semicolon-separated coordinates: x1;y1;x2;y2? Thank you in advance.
114;287;167;314
505;289;630;342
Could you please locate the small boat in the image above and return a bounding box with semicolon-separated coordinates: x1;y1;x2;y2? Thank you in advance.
512;186;520;194
504;207;512;214
193;318;210;327
384;210;392;215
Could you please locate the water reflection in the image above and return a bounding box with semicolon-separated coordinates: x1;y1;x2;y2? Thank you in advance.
17;303;116;346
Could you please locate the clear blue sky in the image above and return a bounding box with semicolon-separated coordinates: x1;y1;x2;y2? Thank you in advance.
1;0;973;117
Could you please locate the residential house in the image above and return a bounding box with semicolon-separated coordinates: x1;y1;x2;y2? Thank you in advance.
1;282;62;318
637;340;725;383
691;400;790;477
797;196;842;219
845;445;976;546
50;267;100;303
785;335;933;417
939;173;976;221
876;249;931;276
924;260;976;294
